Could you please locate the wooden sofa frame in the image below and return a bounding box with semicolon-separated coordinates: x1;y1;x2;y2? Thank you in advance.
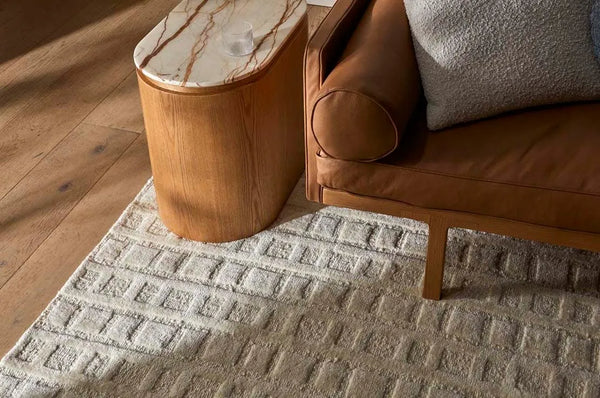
322;188;600;300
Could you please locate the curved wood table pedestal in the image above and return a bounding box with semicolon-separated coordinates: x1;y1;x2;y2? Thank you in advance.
137;19;307;242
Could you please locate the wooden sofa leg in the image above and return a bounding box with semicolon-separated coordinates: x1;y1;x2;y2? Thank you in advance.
422;218;448;300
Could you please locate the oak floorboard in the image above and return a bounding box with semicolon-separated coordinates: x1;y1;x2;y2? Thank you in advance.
0;0;179;199
84;71;145;134
0;124;138;288
0;0;141;128
0;135;151;358
0;0;93;74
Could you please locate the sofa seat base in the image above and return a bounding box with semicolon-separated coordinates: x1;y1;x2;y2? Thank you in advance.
316;102;600;234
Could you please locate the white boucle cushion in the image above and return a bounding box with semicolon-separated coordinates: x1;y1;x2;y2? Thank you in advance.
404;0;600;130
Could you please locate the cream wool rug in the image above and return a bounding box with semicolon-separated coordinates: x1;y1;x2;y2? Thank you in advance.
1;179;599;397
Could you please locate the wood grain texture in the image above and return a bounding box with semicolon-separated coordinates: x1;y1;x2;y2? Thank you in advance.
0;0;180;199
84;71;145;134
423;217;448;300
322;188;600;300
137;18;308;242
0;0;143;129
0;135;151;358
0;124;137;288
0;0;83;72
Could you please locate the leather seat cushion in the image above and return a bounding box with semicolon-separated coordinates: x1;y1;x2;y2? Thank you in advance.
311;0;420;162
316;102;600;233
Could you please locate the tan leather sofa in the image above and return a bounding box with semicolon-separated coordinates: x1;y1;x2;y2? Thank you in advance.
304;0;600;300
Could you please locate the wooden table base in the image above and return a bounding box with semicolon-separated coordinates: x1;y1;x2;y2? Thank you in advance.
137;19;308;242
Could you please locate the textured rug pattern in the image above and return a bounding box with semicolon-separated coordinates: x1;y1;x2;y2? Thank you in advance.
1;180;599;397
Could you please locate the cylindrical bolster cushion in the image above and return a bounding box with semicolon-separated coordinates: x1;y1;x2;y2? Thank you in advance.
312;90;398;161
310;0;421;162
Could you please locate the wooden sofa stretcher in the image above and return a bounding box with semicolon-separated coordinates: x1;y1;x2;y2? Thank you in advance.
322;188;600;300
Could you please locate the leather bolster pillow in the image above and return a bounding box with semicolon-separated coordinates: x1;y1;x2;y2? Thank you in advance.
310;0;421;162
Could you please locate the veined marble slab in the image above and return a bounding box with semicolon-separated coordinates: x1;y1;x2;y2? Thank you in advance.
134;0;307;88
306;0;336;6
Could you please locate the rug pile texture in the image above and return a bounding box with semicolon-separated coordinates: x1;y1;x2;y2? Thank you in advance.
1;179;599;397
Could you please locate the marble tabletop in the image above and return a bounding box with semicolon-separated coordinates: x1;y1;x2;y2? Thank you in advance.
134;0;307;88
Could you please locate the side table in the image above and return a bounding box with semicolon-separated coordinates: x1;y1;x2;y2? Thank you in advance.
134;0;308;242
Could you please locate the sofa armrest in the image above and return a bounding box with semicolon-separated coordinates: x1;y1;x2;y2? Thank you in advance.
312;0;421;162
304;0;372;201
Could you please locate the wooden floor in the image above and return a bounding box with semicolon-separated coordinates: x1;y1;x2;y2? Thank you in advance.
0;0;330;357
